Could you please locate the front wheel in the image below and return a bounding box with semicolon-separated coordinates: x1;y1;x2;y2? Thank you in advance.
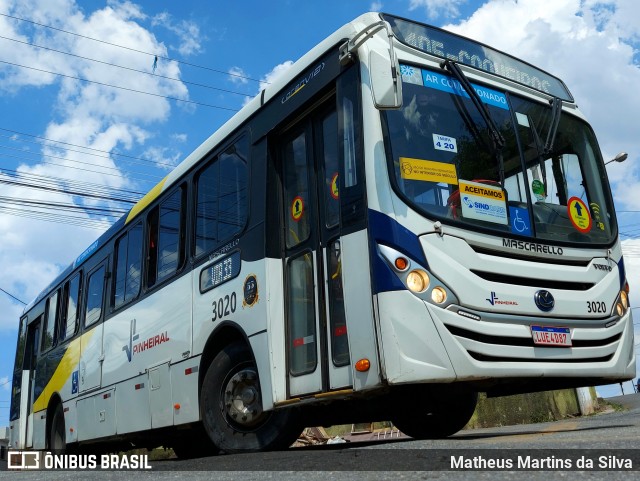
391;387;478;439
200;342;302;453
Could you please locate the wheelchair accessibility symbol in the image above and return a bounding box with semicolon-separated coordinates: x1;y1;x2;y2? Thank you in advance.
509;206;531;236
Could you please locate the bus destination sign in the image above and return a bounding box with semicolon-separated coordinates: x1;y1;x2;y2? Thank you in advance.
382;14;573;101
200;251;241;293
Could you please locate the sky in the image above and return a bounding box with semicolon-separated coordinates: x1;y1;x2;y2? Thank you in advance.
1;0;640;427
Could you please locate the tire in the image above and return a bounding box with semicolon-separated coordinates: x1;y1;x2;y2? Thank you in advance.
200;342;302;453
172;427;219;459
48;403;67;453
391;387;478;439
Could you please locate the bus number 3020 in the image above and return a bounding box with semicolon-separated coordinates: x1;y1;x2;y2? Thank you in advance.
586;301;606;313
212;293;237;322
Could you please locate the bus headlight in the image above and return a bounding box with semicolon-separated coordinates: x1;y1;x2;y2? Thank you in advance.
407;270;430;293
431;287;447;304
613;284;630;317
620;290;628;310
377;243;458;308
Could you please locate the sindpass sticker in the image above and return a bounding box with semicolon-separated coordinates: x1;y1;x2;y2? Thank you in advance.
459;180;508;225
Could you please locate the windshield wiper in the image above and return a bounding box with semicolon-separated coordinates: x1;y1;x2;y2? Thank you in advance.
544;97;562;155
528;116;548;197
442;60;506;186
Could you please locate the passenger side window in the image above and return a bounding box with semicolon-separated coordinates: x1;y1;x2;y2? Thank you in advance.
195;135;248;256
42;290;59;351
85;265;105;327
60;273;81;342
113;223;143;308
147;186;185;287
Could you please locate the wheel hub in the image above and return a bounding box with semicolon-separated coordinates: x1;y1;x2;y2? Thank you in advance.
223;368;263;426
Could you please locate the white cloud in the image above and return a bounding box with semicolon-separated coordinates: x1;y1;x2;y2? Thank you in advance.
259;61;294;93
142;145;182;171
370;2;383;12
171;133;187;143
228;66;249;85
409;0;467;20
151;11;204;56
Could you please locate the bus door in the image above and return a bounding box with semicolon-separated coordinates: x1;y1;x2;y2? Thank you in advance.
279;101;352;397
79;261;107;392
23;319;40;448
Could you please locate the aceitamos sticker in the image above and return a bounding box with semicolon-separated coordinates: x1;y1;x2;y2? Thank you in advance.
459;180;508;225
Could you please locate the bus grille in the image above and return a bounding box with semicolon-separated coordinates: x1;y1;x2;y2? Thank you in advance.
445;324;621;362
470;270;594;291
467;351;614;363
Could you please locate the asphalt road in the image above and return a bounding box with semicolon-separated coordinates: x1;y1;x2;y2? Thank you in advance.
2;393;640;480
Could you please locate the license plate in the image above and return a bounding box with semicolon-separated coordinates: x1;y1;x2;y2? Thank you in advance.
530;325;572;347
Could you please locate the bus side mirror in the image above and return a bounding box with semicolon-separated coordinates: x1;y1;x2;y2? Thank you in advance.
369;49;403;109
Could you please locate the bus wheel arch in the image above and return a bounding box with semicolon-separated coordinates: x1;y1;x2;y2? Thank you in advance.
198;323;249;394
46;394;67;453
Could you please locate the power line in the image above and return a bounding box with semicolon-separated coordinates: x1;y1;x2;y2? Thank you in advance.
0;287;26;305
0;151;159;185
0;131;178;171
0;11;263;83
0;166;145;196
0;143;162;178
0;126;181;168
0;34;253;98
0;59;240;112
0;205;114;230
0;176;139;205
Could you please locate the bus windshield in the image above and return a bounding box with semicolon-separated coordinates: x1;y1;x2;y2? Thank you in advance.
382;64;616;246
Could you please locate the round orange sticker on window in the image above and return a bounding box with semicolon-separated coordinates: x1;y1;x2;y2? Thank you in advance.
330;173;339;200
291;196;304;222
567;196;592;233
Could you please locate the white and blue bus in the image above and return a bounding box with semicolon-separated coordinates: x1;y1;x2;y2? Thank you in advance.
10;12;635;455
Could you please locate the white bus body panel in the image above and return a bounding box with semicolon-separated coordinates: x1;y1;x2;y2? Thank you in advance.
265;257;286;406
376;290;456;383
170;357;201;424
339;229;382;391
101;274;191;390
76;388;116;441
193;257;273;406
32;410;45;449
115;374;151;435
79;323;104;393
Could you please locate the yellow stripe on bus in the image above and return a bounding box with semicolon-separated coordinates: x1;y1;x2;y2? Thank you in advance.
32;329;94;413
125;176;168;225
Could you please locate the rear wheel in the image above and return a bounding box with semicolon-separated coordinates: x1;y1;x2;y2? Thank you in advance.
172;426;219;459
391;387;478;439
200;342;302;453
48;403;67;453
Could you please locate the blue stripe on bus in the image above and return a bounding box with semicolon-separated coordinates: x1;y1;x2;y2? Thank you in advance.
618;257;625;289
368;209;428;294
